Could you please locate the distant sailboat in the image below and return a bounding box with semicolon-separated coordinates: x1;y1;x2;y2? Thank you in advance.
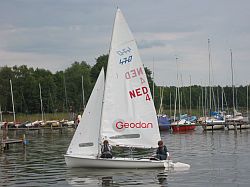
170;58;196;132
64;9;190;169
201;39;225;130
225;49;249;129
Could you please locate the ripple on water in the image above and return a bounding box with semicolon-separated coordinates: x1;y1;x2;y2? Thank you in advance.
1;128;250;186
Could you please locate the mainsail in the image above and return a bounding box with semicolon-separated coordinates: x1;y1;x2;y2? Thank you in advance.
101;9;160;148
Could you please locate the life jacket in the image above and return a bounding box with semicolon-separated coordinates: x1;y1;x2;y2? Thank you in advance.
157;145;167;155
102;144;111;153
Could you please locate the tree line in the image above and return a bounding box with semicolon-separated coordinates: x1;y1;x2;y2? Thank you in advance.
0;54;249;118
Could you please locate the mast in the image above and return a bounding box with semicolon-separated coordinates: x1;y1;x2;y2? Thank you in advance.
201;84;204;116
81;76;85;110
98;69;105;156
158;87;164;114
247;84;249;121
99;8;119;152
217;87;219;112
169;92;172;118
189;75;192;115
152;57;155;102
236;88;238;111
178;60;181;119
198;95;201;116
63;74;68;112
10;79;16;123
222;87;229;113
208;38;212;116
174;57;181;120
230;49;235;117
173;57;178;122
221;87;224;111
98;8;118;152
39;83;44;122
204;87;207;120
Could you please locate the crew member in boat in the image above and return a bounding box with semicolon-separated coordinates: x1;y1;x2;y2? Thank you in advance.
100;140;113;158
156;140;169;160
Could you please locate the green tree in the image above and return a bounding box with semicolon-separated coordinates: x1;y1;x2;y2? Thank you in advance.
64;61;92;113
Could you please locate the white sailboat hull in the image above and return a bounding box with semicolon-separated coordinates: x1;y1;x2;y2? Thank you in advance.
64;155;190;169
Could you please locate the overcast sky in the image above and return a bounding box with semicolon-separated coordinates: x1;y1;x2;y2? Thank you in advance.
0;0;249;86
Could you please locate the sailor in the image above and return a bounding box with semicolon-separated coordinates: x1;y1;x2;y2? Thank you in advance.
100;140;113;158
156;140;169;160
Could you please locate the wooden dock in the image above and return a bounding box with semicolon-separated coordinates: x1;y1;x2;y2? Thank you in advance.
1;138;24;150
5;126;70;134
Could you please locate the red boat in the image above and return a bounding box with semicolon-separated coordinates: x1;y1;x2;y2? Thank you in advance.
171;119;196;132
171;124;196;132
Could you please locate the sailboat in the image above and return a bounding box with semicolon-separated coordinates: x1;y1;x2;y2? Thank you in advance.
200;39;225;130
170;58;196;132
225;50;249;130
65;9;190;169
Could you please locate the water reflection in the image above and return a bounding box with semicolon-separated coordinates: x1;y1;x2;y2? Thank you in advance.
66;168;169;187
156;172;168;186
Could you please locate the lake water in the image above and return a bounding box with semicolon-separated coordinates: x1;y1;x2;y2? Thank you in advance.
1;127;250;186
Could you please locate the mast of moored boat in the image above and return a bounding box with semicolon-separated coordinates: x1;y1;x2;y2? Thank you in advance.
173;57;178;122
63;74;68;112
189;75;192;115
177;59;181;121
152;57;155;102
208;38;212;116
39;83;44;122
247;83;249;122
169;92;172;118
221;87;224;112
10;79;16;124
230;49;235;117
158;87;164;115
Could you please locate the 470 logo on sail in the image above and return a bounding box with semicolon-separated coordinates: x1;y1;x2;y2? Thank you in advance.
117;47;133;65
119;55;133;65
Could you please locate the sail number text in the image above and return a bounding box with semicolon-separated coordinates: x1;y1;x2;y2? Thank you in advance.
129;86;151;101
119;55;132;65
116;47;132;56
117;47;133;65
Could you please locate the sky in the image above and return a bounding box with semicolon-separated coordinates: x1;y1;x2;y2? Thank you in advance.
0;0;250;86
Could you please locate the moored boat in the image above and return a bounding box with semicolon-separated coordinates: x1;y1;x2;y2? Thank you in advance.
171;119;196;132
157;114;171;131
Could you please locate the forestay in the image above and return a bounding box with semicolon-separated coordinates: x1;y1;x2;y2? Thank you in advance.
66;68;105;156
101;9;160;148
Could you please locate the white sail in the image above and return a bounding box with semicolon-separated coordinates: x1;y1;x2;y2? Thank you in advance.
101;9;160;148
66;68;105;156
